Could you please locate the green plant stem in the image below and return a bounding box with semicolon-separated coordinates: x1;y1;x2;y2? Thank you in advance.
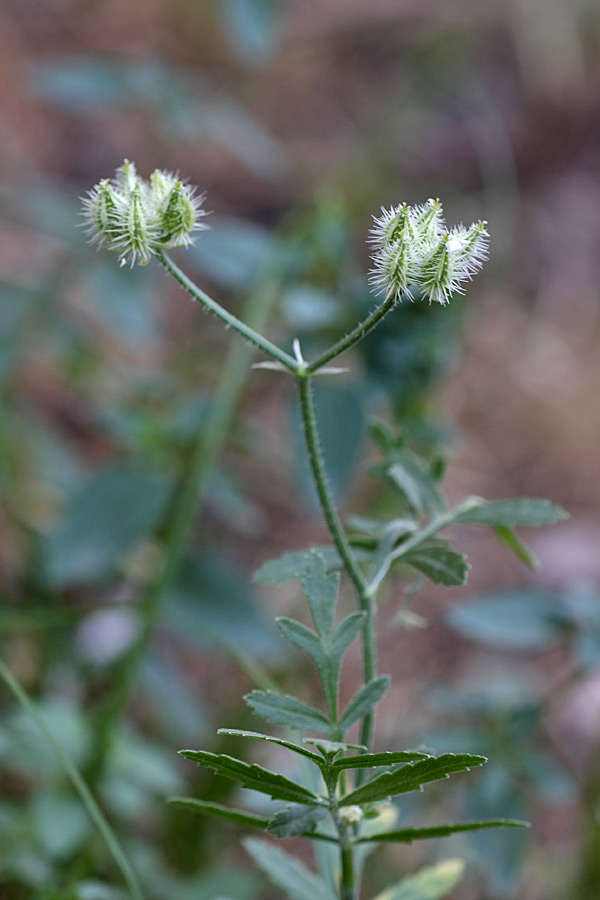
325;762;356;900
340;845;356;900
305;292;403;374
0;655;144;900
158;251;299;373
87;265;285;784
296;375;377;751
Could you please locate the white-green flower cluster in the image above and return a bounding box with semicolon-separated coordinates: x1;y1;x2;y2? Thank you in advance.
369;199;489;305
81;160;208;267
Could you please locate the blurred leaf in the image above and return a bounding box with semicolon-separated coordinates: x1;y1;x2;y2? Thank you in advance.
140;653;209;744
338;676;390;733
29;58;136;108
465;764;528;896
219;0;283;64
168;797;270;829
85;262;159;343
373;449;444;518
342;753;486;806
31;793;91;859
179;749;321;805
74;883;128;900
281;285;341;331
42;463;171;587
253;547;341;584
493;525;538;569
2;699;89;777
357;818;528;844
371;859;465;900
455;498;568;527
244;838;337;900
267;804;328;838
445;590;563;651
401;544;470;586
244;690;331;734
166;554;280;656
186;217;274;291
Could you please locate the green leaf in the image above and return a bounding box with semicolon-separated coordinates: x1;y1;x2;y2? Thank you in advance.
493;525;538;569
217;729;324;765
42;463;171;587
253;547;341;584
369;519;419;591
371;859;465;900
401;544;470;586
444;591;562;651
179;749;322;805
342;753;486;806
267;804;329;838
382;450;445;517
245;690;331;734
357;818;529;843
331;613;366;668
168;797;270;829
244;838;337;900
299;550;340;638
276;618;324;667
187;216;274;290
454;498;568;527
166;553;279;656
338;676;390;733
332;750;430;771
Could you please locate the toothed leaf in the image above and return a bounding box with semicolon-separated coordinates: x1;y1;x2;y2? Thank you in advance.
341;753;486;805
357;818;529;843
217;729;324;765
179;749;321;805
332;750;430;771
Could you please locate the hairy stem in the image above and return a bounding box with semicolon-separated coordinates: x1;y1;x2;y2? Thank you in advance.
158;251;298;373
296;375;377;750
305;292;403;374
0;656;145;900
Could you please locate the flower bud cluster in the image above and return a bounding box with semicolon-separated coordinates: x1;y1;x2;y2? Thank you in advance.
81;160;207;267
369;199;489;305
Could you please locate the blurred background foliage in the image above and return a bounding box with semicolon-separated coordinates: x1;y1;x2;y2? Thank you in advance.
1;0;600;898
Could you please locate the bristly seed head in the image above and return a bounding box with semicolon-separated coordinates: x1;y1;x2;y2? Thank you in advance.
81;160;208;267
369;200;489;306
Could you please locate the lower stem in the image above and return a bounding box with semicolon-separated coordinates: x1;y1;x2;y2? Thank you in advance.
296;376;377;750
340;844;356;900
